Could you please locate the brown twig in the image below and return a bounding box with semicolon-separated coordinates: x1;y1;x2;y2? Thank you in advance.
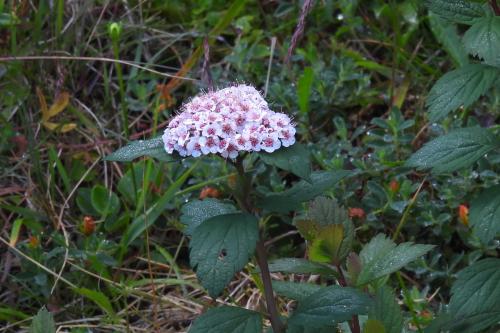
201;37;214;90
490;0;500;15
284;0;315;65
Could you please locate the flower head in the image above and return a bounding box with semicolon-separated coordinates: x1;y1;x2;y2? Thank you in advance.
162;84;296;158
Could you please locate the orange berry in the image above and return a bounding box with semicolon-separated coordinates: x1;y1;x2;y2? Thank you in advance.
348;207;366;219
82;216;96;236
458;204;469;227
199;187;221;199
389;180;400;193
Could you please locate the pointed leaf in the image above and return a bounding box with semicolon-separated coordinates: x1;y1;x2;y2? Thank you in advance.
288;285;371;327
272;281;322;302
423;0;485;25
190;213;259;297
46;92;70;119
259;143;312;181
74;288;115;316
406;127;499;174
469;185;500;244
428;13;468;66
426;64;498;122
105;136;177;162
357;234;434;286
189;306;262;333
29;307;55;333
267;258;338;277
257;170;352;213
449;258;500;317
463;16;500;66
297;67;314;114
180;199;237;236
368;286;403;333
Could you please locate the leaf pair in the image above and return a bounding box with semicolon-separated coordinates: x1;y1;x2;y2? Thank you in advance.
36;88;76;133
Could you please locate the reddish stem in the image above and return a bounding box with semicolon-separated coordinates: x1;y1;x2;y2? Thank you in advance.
336;264;361;333
490;0;500;15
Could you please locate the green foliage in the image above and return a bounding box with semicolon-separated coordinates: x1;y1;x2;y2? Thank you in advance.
29;308;55;333
357;234;434;285
189;213;259;297
368;286;403;333
189;306;262;333
423;0;485;25
267;258;338;277
180;199;237;236
425;65;499;122
288;285;371;328
259;143;312;181
104;137;175;162
463;16;500;66
257;170;352;213
272;281;322;302
469;185;500;244
406;127;499;173
297;67;314;114
74;288;115;317
428;13;468;66
90;185;120;217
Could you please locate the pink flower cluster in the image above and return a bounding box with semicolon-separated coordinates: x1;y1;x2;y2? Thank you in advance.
162;84;296;159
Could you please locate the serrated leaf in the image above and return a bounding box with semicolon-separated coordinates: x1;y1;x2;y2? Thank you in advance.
307;197;348;227
426;64;498;122
190;213;259;297
449;258;500;317
357;234;434;286
105;136;177;162
189;306;262;333
74;288;115;317
259;143;312;181
424;311;500;333
267;258;338;277
29;307;55;333
257;170;352;213
180;199;237;236
272;281;322;302
288;285;371;327
406;127;498;174
428;13;468;66
423;0;485;25
469;185;500;244
309;224;344;263
368;286;403;333
463;16;500;66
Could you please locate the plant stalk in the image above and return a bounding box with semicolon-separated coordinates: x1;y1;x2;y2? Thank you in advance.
233;157;285;333
336;264;360;333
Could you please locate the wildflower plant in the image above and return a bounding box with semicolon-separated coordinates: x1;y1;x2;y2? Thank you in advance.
107;84;436;333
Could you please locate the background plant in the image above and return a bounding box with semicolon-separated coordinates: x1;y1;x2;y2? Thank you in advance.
0;0;499;332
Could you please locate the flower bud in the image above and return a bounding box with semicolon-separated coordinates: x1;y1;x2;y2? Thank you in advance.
458;204;469;227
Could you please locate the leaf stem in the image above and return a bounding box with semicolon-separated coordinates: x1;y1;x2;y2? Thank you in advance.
233;157;285;333
335;264;360;333
490;0;500;15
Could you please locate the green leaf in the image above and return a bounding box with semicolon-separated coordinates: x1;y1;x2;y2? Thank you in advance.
267;258;338;277
259;143;312;181
406;127;499;174
426;64;498;122
90;185;120;216
189;306;262;333
309;224;346;264
105;136;177;162
120;162;197;248
424;311;500;333
357;234;434;286
463;16;500;66
190;213;259;297
180;199;237;236
74;288;115;317
428;13;468;66
307;197;348;227
368;286;403;333
9;218;23;246
469;185;500;244
362;319;386;333
288;285;371;327
272;281;322;302
297;67;314;114
449;258;500;318
29;307;55;333
257;170;352;213
423;0;485;25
